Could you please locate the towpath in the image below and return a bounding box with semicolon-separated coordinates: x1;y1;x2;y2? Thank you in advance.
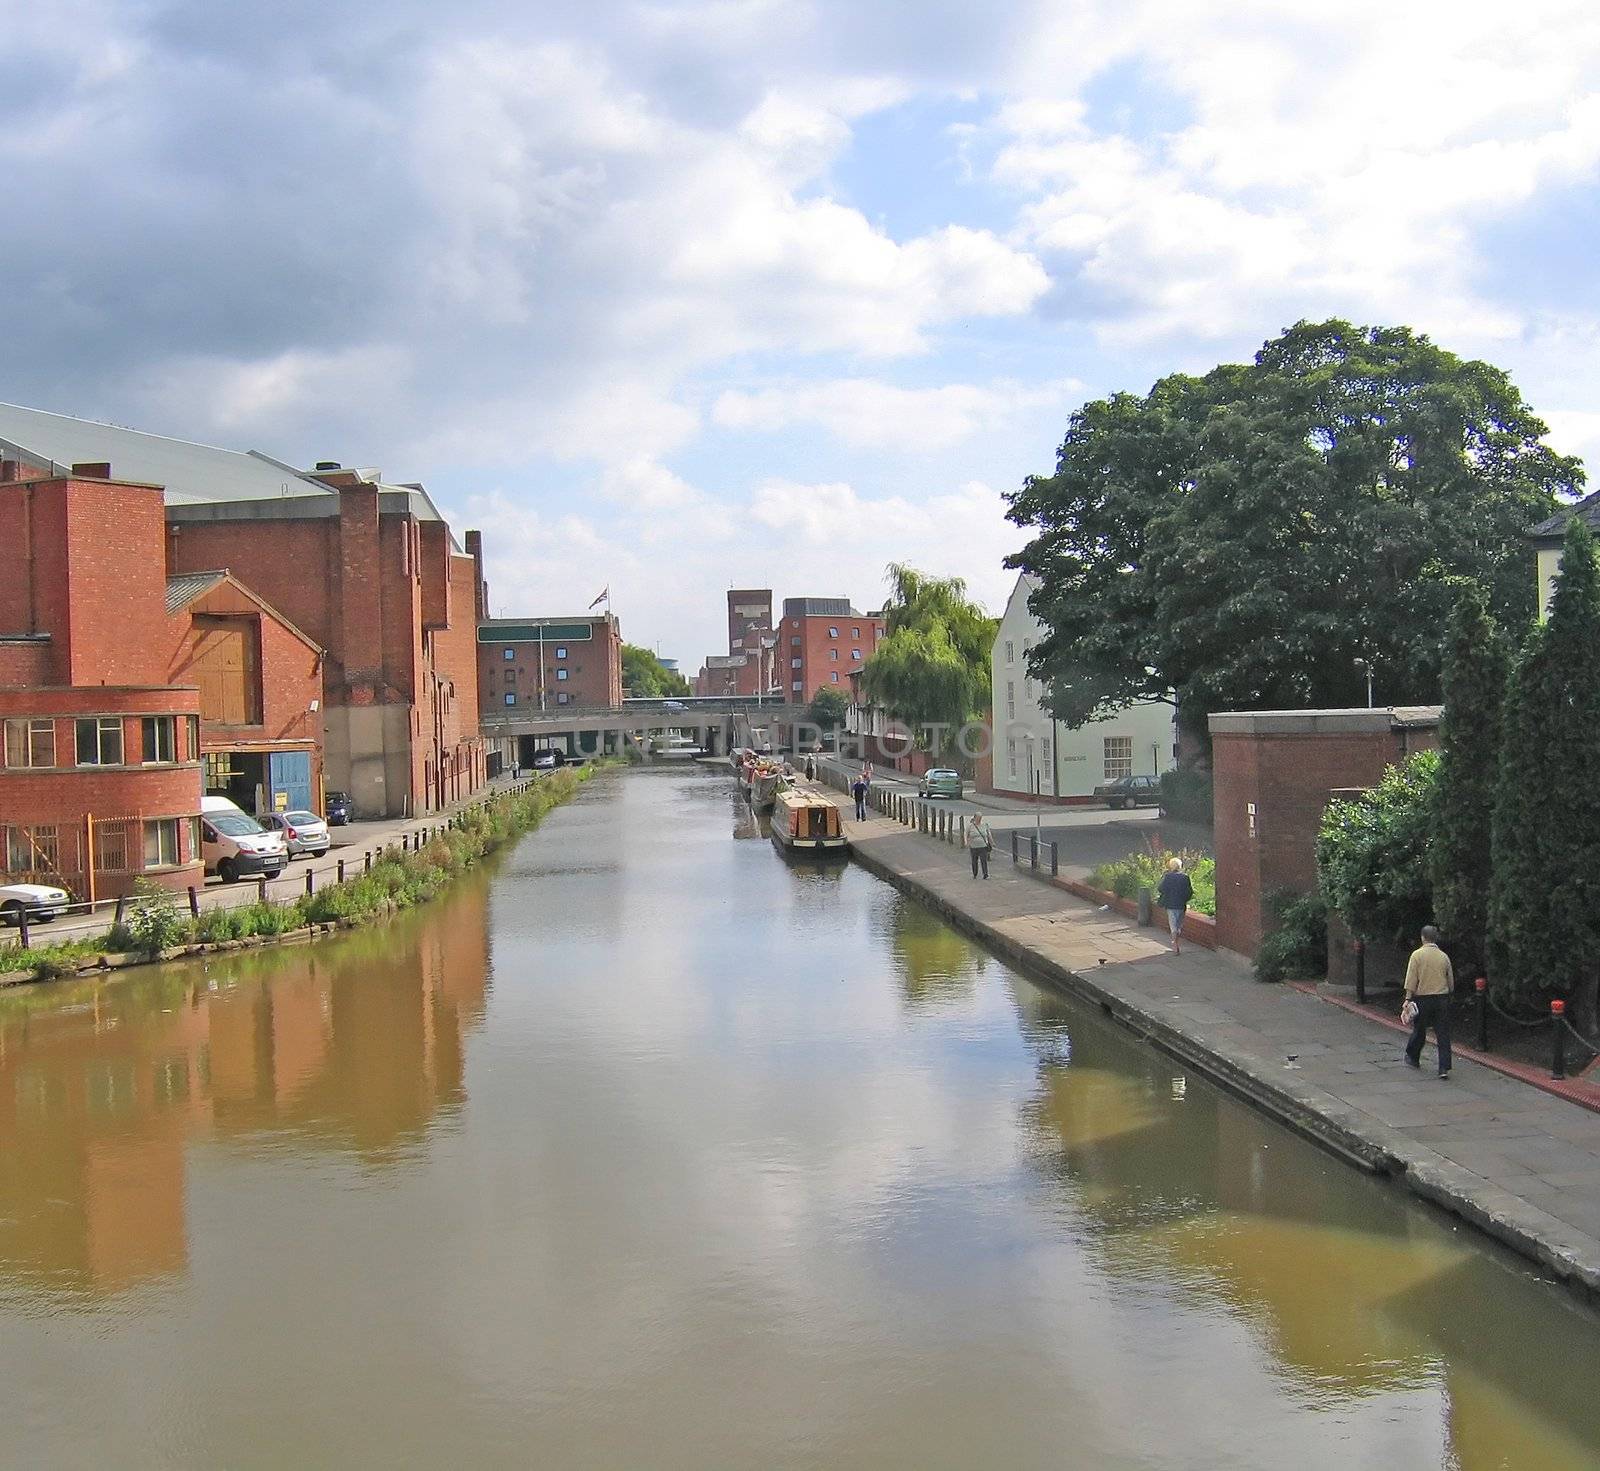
825;785;1600;1301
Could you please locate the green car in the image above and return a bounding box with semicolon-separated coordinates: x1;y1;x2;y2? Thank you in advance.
918;768;964;799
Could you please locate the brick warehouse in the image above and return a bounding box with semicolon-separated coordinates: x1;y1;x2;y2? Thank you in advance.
478;613;623;714
1;471;205;897
776;598;885;702
0;402;485;819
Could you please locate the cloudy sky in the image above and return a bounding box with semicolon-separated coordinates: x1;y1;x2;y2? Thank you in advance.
7;0;1600;666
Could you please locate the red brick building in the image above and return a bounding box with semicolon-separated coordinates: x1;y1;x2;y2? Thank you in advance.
1209;707;1441;959
694;652;767;697
0;403;485;819
776;598;885;702
478;614;622;714
727;589;773;656
1;470;205;897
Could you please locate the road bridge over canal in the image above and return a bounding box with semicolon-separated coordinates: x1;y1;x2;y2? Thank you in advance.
479;696;808;765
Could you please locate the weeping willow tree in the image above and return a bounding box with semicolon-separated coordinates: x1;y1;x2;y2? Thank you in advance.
859;563;997;750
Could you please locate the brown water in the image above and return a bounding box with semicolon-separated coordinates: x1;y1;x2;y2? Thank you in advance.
2;766;1597;1468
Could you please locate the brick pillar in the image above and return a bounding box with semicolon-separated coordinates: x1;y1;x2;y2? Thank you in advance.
465;529;487;620
338;482;382;703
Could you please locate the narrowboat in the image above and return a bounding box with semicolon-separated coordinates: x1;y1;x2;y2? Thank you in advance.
770;789;848;857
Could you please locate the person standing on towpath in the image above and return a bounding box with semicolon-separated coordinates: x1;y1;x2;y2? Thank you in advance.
966;813;994;879
1157;857;1193;954
1403;924;1454;1078
850;773;869;821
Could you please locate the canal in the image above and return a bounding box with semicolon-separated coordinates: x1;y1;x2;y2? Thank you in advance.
2;766;1597;1467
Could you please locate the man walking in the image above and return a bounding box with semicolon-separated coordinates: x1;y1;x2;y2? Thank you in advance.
1156;856;1193;954
850;773;869;821
1403;924;1454;1078
966;812;994;879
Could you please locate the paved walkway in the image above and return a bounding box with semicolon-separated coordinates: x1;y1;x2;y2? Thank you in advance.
826;789;1600;1300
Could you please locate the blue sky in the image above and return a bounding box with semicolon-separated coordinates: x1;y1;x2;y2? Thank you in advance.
4;0;1600;668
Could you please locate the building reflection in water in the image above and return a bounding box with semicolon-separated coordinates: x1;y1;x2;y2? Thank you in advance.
887;895;984;1012
0;879;491;1299
1009;981;1600;1469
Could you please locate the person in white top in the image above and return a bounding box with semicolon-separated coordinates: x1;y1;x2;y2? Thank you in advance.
965;813;994;879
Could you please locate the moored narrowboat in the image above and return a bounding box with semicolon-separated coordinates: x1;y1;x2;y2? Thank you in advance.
770;789;848;857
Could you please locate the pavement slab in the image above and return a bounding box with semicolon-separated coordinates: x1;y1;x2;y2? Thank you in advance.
829;789;1600;1303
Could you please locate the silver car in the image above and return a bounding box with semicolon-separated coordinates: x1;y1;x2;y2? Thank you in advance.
261;809;332;859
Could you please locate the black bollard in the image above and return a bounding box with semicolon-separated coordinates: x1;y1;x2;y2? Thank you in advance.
1050;842;1059;876
1552;1000;1567;1079
1354;938;1366;1005
305;869;314;897
364;851;372;873
1011;831;1019;863
1475;977;1488;1052
188;886;200;918
1030;834;1039;869
337;859;346;883
257;878;268;904
18;911;29;950
114;894;127;927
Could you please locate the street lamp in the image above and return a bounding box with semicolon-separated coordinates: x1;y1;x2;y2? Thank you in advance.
1354;657;1374;709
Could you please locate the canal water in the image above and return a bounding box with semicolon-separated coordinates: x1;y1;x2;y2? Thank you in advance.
2;766;1597;1468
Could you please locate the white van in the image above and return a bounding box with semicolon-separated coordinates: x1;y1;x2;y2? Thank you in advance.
201;795;288;883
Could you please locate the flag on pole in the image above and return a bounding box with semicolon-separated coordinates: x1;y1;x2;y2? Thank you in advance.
589;586;609;610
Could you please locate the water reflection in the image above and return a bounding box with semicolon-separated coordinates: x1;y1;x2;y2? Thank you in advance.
888;896;985;1011
1012;984;1600;1465
0;881;490;1297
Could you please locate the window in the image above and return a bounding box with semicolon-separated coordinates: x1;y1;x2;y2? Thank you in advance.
503;648;514;660
5;824;59;873
1104;736;1133;781
186;816;201;861
186;715;201;762
1041;738;1051;771
142;716;176;764
851;626;860;638
505;693;517;706
94;822;129;873
557;691;570;705
829;649;839;660
556;668;569;681
143;818;180;869
3;718;54;769
790;637;800;647
504;669;517;686
830;672;839;682
851;649;862;661
76;716;123;766
791;658;802;669
1005;640;1014;664
1006;681;1015;720
1007;738;1017;778
792;680;803;692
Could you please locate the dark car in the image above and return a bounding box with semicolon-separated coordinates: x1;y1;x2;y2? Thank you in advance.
1094;773;1163;810
325;790;353;825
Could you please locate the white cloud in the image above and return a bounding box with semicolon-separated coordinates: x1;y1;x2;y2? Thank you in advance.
713;376;1079;451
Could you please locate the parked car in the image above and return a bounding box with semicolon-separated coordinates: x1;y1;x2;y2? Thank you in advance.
325;790;353;825
918;768;964;799
531;749;562;771
201;795;288;883
260;809;332;859
662;699;687;711
0;881;70;927
1094;773;1163;810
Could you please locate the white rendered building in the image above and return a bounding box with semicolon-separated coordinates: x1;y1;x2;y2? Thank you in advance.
990;573;1177;800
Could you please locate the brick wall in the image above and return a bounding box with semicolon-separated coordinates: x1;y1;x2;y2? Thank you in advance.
1210;710;1441;958
478;617;621;714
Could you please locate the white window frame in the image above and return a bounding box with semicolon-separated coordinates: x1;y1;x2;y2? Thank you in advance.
3;718;55;769
143;818;180;870
505;693;517;706
1104;735;1133;781
75;716;124;767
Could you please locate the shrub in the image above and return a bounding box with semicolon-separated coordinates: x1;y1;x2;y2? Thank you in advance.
1159;768;1214;825
1317;750;1439;945
193;907;247;943
1254;891;1328;983
1089;846;1216;916
126;886;192;958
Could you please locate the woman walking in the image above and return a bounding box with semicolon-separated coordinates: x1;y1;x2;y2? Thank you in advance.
1157;856;1193;954
966;813;994;879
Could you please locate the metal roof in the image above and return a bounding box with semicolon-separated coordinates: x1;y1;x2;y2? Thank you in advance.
164;569;228;614
0;401;333;506
0;402;449;532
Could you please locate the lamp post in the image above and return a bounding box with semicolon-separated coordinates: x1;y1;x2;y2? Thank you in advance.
1354;657;1373;709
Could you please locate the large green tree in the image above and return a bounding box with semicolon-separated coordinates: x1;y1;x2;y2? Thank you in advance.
1006;320;1581;744
1488;517;1600;1024
859;564;997;749
621;644;690;698
1428;585;1508;974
